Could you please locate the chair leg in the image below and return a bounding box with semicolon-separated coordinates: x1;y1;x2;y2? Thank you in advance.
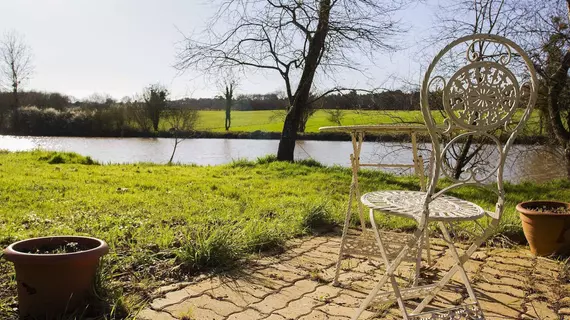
425;226;432;266
352;226;424;320
439;222;478;302
413;230;423;287
412;221;487;315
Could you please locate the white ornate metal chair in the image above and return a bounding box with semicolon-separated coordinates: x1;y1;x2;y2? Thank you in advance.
351;34;538;320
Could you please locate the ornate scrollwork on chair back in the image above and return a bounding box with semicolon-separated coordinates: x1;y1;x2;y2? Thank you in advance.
421;34;538;201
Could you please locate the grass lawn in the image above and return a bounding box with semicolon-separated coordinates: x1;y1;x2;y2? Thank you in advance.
159;109;544;137
0;151;567;319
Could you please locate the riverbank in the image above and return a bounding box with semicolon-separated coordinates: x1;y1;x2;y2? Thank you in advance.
2;109;549;144
0;151;567;318
0;129;551;144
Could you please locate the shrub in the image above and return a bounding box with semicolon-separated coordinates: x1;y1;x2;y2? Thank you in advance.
40;152;99;165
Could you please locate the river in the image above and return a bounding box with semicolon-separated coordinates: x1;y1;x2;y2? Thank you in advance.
0;135;565;183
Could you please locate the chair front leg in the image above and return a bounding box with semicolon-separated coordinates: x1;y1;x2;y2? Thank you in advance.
412;219;498;315
352;214;424;320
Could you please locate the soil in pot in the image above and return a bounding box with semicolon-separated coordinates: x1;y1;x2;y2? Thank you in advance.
3;236;109;319
19;240;93;254
517;201;570;256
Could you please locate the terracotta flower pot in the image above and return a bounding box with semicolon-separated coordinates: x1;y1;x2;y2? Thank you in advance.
3;236;109;319
517;201;570;256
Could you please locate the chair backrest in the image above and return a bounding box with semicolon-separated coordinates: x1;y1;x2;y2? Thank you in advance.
420;34;538;219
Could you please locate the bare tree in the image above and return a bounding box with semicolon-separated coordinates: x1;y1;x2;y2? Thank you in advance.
0;31;33;129
324;108;345;126
166;108;200;164
421;0;523;179
176;0;410;161
431;0;570;178
218;75;239;131
521;0;570;178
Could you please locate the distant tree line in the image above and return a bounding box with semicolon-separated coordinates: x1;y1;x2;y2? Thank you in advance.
169;90;421;111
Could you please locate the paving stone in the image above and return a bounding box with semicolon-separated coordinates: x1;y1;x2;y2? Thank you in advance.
280;279;320;298
478;300;521;319
317;303;377;319
480;265;526;281
250;292;298;314
304;250;338;263
226;278;277;299
478;289;523;307
523;300;558;319
478;273;526;288
262;314;287;320
298;309;349;319
206;283;261;308
154;281;193;295
256;266;307;283
183;277;222;295
559;307;570;315
169;306;224;320
330;293;365;308
488;260;529;273
476;282;526;298
305;284;343;302
137;309;177;320
560;296;570;307
226;308;264;320
487;255;534;268
276;296;323;319
151;287;199;310
165;294;241;317
287;254;336;269
239;272;289;290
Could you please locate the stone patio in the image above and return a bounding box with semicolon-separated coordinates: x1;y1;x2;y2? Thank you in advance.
139;232;570;319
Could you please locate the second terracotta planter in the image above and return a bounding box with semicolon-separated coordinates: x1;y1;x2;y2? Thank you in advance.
517;201;570;256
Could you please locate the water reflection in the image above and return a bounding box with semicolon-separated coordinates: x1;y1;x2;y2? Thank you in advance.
0;135;564;183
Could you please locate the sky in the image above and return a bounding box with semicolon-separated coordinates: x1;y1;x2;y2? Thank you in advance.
0;0;436;100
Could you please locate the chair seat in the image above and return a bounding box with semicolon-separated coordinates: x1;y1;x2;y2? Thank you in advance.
361;191;485;222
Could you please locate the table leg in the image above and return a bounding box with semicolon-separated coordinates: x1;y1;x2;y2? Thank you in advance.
411;132;425;191
332;132;365;286
351;132;366;231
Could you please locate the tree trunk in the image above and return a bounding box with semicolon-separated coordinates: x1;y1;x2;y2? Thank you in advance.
547;62;570;180
276;0;331;161
11;83;19;130
152;112;159;131
565;144;570;179
169;136;179;165
225;103;231;131
453;136;474;180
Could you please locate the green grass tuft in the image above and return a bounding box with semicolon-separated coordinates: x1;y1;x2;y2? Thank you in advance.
38;151;98;165
256;154;278;164
296;158;325;168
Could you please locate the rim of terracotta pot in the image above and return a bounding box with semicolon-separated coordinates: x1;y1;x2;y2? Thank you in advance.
3;236;109;264
516;200;570;217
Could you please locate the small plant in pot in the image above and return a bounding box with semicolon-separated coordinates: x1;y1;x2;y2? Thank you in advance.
3;236;109;319
517;201;570;256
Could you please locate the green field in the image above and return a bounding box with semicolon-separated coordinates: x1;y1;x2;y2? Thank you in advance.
191;110;425;132
1;151;566;319
164;109;544;135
